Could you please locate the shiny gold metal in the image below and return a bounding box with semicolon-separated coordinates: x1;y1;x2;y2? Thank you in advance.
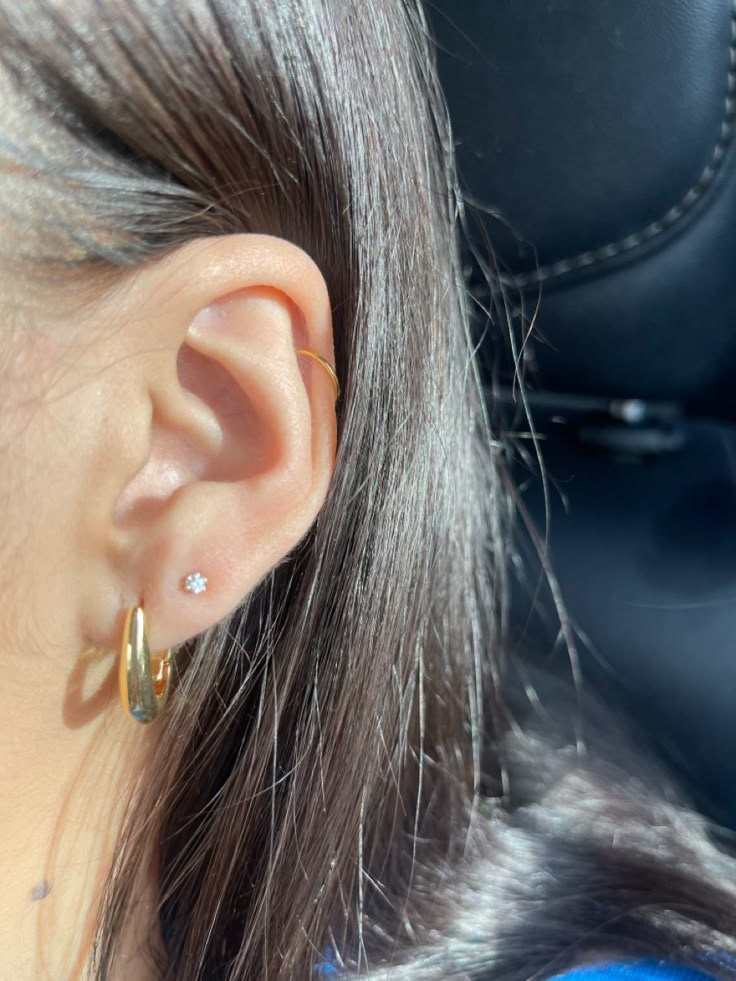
119;606;172;724
295;349;340;401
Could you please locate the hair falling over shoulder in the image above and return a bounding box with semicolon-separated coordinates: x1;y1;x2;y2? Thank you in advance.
0;1;735;978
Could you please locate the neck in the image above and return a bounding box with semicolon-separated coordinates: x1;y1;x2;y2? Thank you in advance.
0;645;158;978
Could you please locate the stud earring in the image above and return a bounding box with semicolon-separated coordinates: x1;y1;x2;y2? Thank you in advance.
183;571;208;594
119;605;172;724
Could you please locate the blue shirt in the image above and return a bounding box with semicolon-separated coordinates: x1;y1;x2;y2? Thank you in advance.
549;962;718;981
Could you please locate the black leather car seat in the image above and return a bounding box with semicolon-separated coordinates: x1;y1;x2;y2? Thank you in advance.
427;0;736;827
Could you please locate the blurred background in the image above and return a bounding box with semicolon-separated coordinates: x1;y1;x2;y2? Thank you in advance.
427;0;736;829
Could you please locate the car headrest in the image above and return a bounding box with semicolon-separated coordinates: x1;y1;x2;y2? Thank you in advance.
430;0;736;419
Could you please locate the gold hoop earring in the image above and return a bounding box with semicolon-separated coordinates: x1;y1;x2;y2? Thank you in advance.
119;605;172;724
295;348;340;400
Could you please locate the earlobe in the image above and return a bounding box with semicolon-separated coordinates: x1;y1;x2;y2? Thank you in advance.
97;235;337;656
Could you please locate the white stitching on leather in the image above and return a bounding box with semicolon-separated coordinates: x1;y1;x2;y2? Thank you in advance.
501;0;736;290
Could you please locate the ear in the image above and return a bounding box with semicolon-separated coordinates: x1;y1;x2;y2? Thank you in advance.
81;234;337;654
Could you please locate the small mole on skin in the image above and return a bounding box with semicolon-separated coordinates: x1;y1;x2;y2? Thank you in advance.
31;880;51;901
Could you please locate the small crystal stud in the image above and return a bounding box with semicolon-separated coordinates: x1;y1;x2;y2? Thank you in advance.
183;572;208;595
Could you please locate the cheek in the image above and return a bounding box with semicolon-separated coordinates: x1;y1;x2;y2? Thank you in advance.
0;328;110;632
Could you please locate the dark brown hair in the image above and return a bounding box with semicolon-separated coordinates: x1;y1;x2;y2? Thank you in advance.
0;1;504;975
1;1;736;979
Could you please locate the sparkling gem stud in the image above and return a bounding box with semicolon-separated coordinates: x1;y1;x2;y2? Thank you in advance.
183;572;208;595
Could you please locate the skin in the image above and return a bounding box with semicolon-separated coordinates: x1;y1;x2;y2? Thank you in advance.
0;233;338;978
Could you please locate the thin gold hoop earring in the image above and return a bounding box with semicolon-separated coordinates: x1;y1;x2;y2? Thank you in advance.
119;605;173;724
295;349;340;400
